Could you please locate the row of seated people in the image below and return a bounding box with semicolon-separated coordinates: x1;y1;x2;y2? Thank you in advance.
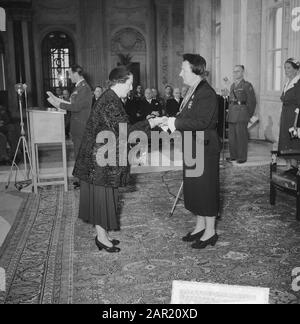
122;85;228;139
54;83;227;141
123;87;187;124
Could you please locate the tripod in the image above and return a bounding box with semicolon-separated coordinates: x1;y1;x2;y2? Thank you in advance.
5;84;33;191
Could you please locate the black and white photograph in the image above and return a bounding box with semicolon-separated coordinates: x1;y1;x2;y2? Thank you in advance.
0;0;300;306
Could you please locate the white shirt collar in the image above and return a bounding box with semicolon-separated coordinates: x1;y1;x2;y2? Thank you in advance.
76;79;84;87
283;74;300;94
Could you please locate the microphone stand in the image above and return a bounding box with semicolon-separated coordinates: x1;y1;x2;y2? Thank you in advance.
5;84;33;191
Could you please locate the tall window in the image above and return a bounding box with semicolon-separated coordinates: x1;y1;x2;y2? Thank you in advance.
267;1;288;92
42;31;75;93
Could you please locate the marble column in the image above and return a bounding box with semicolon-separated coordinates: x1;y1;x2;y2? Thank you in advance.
22;19;37;107
5;19;17;115
5;6;35;115
79;0;107;87
155;0;172;89
289;0;300;59
184;0;213;72
148;0;158;88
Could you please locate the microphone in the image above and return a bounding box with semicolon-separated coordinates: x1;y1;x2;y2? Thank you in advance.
14;83;25;96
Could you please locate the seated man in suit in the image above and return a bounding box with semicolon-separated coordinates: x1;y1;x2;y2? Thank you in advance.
166;88;183;117
124;90;141;124
0;105;19;165
139;88;162;120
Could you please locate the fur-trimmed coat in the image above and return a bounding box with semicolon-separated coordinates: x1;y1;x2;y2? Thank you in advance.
73;89;150;187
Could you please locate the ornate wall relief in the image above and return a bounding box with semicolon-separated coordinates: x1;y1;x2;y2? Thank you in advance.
111;28;146;54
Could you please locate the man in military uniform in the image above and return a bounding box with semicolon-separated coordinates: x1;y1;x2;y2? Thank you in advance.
228;65;256;164
48;64;92;188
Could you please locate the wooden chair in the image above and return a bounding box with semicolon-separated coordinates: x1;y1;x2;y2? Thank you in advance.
270;150;300;221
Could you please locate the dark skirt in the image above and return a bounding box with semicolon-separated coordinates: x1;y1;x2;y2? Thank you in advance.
278;104;300;159
79;181;120;231
183;153;220;217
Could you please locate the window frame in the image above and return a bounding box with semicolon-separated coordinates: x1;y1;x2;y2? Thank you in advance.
263;0;289;97
41;31;75;101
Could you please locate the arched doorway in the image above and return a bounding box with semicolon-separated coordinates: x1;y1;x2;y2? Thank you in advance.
111;28;147;89
41;31;75;102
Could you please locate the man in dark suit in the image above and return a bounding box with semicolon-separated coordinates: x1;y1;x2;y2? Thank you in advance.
139;88;162;120
59;65;92;161
48;64;92;188
165;88;183;117
228;65;256;164
124;90;141;124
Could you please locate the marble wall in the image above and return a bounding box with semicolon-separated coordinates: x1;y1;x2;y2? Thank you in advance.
260;0;300;143
30;0;184;105
184;0;213;72
1;0;299;143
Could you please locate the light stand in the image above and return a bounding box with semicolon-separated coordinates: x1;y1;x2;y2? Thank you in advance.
5;84;33;191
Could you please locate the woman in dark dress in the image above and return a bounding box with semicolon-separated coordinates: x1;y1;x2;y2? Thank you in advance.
278;58;300;171
73;66;159;253
158;54;220;250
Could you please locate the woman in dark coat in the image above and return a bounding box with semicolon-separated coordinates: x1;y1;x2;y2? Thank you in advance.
158;54;220;250
278;58;300;172
73;66;159;253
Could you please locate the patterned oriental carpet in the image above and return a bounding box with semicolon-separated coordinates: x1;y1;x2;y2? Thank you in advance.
0;165;300;304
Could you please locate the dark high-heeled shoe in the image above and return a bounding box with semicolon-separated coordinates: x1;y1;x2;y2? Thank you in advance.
110;239;120;246
191;234;219;250
95;237;121;253
182;230;205;242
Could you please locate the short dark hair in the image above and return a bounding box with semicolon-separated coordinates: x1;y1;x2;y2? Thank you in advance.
235;65;245;71
109;66;132;86
70;64;84;76
183;54;207;76
165;84;173;91
285;58;300;70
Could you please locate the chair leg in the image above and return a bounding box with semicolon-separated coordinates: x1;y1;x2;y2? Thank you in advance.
270;183;276;206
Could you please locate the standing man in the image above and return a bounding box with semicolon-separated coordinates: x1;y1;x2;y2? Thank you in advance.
48;64;92;189
228;65;256;164
165;88;183;117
